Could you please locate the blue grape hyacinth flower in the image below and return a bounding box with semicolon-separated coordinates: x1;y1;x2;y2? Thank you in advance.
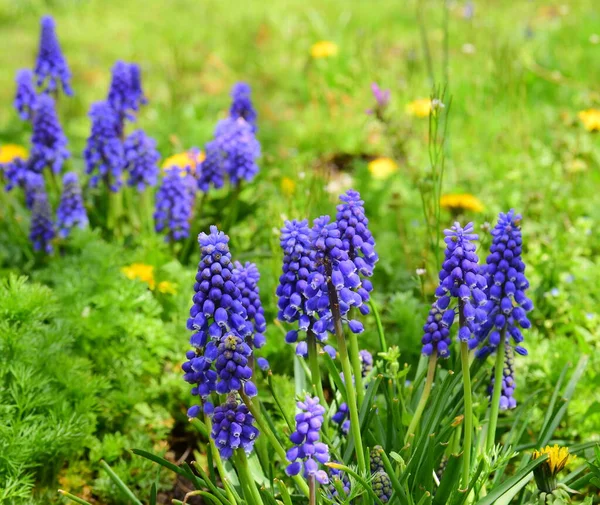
123;129;160;191
56;172;88;238
14;69;37;121
276;219;335;358
29;94;70;175
198;140;226;192
84;101;125;191
425;222;488;354
286;395;330;485
29;177;55;254
34;15;73;96
488;344;517;410
107;61;147;124
233;261;267;349
3;157;29;192
154;167;196;242
476;210;533;357
183;226;257;418
210;396;259;459
229;82;257;132
215;117;260;186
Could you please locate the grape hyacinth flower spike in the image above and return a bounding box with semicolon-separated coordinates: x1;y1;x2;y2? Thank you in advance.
210;395;259;459
15;69;37;121
29;177;55;254
198;139;226;193
56;172;88;238
214;117;261;186
154;167;196;242
229;82;257;132
183;226;256;419
286;395;330;485
123;129;160;191
107;61;147;124
29;94;70;175
489;345;517;410
233;261;267;350
34;15;73;96
84;101;125;191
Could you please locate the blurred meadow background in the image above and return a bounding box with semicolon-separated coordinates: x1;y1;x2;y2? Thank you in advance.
0;0;599;503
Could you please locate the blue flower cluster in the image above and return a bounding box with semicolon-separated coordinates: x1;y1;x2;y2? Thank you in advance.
29;94;70;175
286;395;330;485
233;261;267;349
215;117;261;185
29;179;55;254
422;222;487;356
276;220;335;358
154;168;196;241
229;82;257;132
24;172;44;210
198;140;226;192
3;157;29;192
489;345;517;410
210;397;259;460
476;210;533;357
327;467;351;499
107;61;146;123
183;227;257;418
84;101;125;191
123;129;160;191
56;172;88;239
14;69;37;121
34;15;73;96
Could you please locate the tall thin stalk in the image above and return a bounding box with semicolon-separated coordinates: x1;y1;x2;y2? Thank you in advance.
486;329;507;452
307;329;327;409
460;340;473;490
324;262;367;475
235;449;262;505
405;350;438;444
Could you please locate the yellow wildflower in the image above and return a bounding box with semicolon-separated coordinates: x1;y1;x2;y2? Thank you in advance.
440;194;484;213
121;263;155;290
368;157;398;180
405;98;432;118
157;281;177;295
0;144;28;164
578;109;600;132
532;445;570;476
310;41;339;59
281;177;296;197
162;150;206;175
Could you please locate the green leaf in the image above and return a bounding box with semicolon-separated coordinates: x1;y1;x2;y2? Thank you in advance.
433;454;461;505
100;460;143;505
58;490;94;505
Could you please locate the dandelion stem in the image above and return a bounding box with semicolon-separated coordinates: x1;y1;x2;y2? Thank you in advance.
325;263;367;475
405;350;437;444
486;329;506;452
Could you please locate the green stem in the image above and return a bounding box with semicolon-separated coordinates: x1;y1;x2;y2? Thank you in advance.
460;340;473;490
235;450;263;505
307;330;327;408
369;298;387;352
325;268;367;475
405;351;438;445
486;329;506;452
205;414;239;505
141;188;154;235
240;392;310;497
348;330;364;407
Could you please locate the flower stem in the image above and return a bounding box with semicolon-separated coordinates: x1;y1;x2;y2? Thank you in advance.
240;392;310;497
235;449;262;505
486;330;506;453
348;330;364;407
308;475;318;505
325;269;367;475
369;298;387;352
460;340;473;490
307;330;327;411
405;351;438;445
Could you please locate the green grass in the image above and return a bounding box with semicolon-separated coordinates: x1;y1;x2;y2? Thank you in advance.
1;0;599;503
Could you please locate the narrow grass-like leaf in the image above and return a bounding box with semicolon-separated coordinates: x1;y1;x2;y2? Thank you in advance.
433;454;461;505
58;490;93;505
100;460;143;505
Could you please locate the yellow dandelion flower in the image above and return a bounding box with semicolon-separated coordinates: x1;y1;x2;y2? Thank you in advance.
157;281;177;295
578;109;600;132
162;150;206;175
406;98;432;118
121;263;155;290
0;144;28;164
368;157;398;180
281;177;296;197
533;445;570;476
440;193;484;213
310;41;339;59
